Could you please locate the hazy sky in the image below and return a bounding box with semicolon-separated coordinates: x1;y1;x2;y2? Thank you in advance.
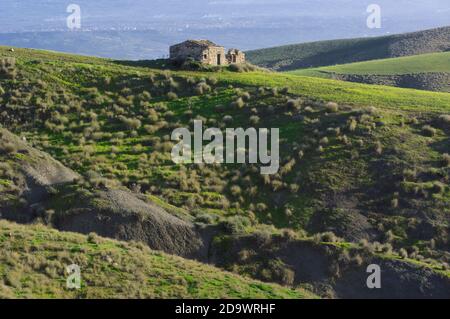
0;0;448;33
0;0;448;55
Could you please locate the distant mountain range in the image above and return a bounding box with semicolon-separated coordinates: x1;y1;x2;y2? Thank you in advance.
246;26;450;71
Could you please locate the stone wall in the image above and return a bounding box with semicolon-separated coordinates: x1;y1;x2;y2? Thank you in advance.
170;42;227;66
204;46;227;66
170;42;205;62
227;49;246;64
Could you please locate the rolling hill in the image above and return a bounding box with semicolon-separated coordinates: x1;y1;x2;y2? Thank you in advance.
289;52;450;92
1;46;449;298
246;26;450;71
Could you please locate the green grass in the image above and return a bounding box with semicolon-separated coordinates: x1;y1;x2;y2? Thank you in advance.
0;220;317;299
196;71;450;112
289;52;450;76
4;45;450;113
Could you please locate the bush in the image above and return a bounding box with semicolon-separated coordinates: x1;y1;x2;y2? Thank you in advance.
399;248;408;259
325;102;339;113
194;213;218;225
251;229;272;246
257;258;296;286
391;198;399;209
442;153;450;167
384;230;395;243
118;115;141;130
241;92;251;101
230;185;242;197
286;99;301;110
87;232;101;244
314;232;341;243
228;63;262;73
223;115;233;124
249;115;260;125
303;106;313;113
0;142;17;154
375;141;383;155
166;91;178;100
348;118;357;132
319;137;329;145
231;97;245;109
422;125;436;137
222;216;251;234
438;114;450;127
195;82;211;95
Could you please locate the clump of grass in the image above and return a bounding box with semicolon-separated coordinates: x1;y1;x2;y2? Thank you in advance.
391;197;399;209
442;153;450;167
313;232;341;243
228;63;262;73
375;141;383;155
348;118;357;132
422;125;436;137
286;99;302;110
399;248;408;259
195;82;211;95
222;216;251;234
325;102;339;113
249;115;260;125
438;114;450;127
118;115;142;130
0;141;17;154
166;91;178;100
231;97;245;109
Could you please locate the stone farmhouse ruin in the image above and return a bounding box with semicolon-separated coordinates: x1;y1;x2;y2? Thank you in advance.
169;40;245;66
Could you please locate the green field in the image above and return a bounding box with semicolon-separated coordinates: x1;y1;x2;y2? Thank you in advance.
289;52;450;77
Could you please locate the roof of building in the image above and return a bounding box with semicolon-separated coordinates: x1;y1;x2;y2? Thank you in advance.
172;40;222;48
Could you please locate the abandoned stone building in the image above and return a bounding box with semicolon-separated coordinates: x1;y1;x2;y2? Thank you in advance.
169;40;245;66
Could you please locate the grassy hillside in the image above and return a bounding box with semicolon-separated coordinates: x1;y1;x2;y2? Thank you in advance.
288;52;450;93
290;52;450;77
199;71;450;112
246;26;450;71
2;46;450;112
0;220;315;299
0;46;449;298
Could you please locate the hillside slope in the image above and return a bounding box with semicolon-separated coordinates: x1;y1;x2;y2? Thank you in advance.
246;26;450;71
0;46;449;298
0;128;205;258
0;220;315;299
289;52;450;92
